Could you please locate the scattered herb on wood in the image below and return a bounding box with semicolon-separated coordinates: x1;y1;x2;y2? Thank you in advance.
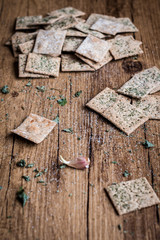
16;159;26;167
43;168;48;173
57;97;67;106
7;216;12;219
37;180;45;183
34;172;43;178
22;176;30;182
26;81;32;87
0;186;2;190
62;128;73;133
123;170;130;177
118;224;122;230
16;187;29;207
1;85;9;94
68;193;72;197
33;168;39;172
60;164;66;169
25;163;34;168
53;114;59;123
111;161;118;164
36;86;45;92
77;136;81;140
142;140;154;148
73;90;82;98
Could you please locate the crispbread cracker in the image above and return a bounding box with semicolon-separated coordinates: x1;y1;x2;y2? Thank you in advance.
33;29;66;56
117;67;160;99
75;22;105;39
75;50;112;70
102;100;149;135
106;177;160;215
25;53;61;77
15;15;43;30
11;113;57;144
45;16;78;30
76;35;111;62
149;85;160;94
11;31;38;57
48;7;85;18
63;37;84;52
86;14;138;32
86;87;122;114
61;54;94;72
19;54;49;78
133;96;160;120
91;18;126;35
66;29;87;37
19;40;35;54
109;35;143;60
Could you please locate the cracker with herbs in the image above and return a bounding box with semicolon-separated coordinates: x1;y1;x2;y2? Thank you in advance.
48;7;85;18
109;35;143;60
45;16;78;30
12;31;38;57
12;113;57;144
102;100;149;135
75;22;105;39
25;53;61;77
19;54;49;78
86;87;125;114
66;29;87;37
149;85;160;94
75;50;112;70
15;15;43;30
61;54;94;72
117;67;160;99
19;40;35;54
106;177;160;215
86;13;117;26
133;96;160;120
33;29;66;56
63;37;84;52
76;35;111;63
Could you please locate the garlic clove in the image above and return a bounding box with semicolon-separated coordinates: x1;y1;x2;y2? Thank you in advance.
60;155;90;170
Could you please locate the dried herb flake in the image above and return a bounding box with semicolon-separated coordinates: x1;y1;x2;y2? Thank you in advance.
16;159;26;167
16;187;29;207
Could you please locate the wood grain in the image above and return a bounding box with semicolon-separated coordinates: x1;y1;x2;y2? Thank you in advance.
0;0;160;239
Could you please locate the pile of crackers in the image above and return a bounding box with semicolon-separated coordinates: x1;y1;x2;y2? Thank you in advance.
6;7;144;77
6;7;160;214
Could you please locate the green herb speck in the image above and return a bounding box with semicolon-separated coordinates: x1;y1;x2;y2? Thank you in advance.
1;85;9;94
16;187;29;207
16;159;26;167
25;163;34;168
62;128;73;133
142;140;154;148
22;176;30;182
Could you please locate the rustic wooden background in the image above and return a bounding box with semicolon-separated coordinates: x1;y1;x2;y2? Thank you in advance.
0;0;160;239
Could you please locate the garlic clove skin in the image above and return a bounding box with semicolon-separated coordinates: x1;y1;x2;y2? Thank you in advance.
60;155;90;170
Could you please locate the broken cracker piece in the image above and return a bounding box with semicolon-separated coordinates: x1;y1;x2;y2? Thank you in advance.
117;67;160;99
25;53;61;77
61;54;94;72
12;113;57;144
102;100;149;135
106;177;160;215
19;40;35;54
33;29;66;56
63;37;84;52
109;35;143;60
19;54;49;78
133;96;160;120
76;35;111;62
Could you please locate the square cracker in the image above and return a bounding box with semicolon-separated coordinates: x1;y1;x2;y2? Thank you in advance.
75;22;105;39
45;16;78;30
75;50;112;70
12;31;38;57
62;37;84;52
19;40;35;54
19;54;49;78
102;100;149;135
48;7;85;18
86;87;125;114
76;35;111;62
133;96;160;120
117;67;160;99
106;177;160;215
25;53;61;77
33;29;66;56
61;54;94;72
11;113;57;144
15;15;43;30
66;29;87;37
109;35;143;60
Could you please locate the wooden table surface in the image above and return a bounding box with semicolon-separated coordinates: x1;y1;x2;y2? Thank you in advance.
0;0;160;239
